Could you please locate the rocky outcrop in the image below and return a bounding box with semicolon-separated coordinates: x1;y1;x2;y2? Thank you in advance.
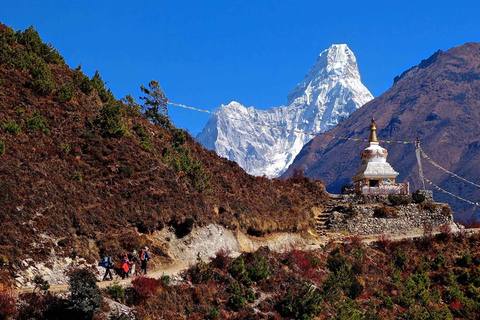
323;194;455;236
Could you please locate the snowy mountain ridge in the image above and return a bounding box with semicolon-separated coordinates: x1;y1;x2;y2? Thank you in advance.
196;44;373;177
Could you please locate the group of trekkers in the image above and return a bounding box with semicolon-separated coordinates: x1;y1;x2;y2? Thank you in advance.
100;247;151;281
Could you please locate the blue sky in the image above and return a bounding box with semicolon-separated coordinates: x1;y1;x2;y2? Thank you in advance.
2;1;479;135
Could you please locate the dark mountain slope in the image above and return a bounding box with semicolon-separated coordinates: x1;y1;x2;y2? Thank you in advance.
283;42;480;222
0;24;327;284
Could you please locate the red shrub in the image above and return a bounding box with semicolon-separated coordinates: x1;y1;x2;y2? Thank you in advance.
0;287;17;320
131;276;163;302
210;248;232;270
345;235;364;252
449;299;461;310
377;234;392;252
284;247;319;273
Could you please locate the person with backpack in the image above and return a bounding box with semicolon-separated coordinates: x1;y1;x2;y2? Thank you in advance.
101;255;114;281
128;250;139;277
140;247;151;275
120;253;130;279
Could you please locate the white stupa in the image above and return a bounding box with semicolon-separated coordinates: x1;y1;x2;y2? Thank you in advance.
351;118;408;195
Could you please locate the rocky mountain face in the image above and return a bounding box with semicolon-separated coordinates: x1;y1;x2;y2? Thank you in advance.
283;42;480;223
196;44;373;177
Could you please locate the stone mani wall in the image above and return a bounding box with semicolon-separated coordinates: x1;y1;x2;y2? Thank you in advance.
327;194;453;236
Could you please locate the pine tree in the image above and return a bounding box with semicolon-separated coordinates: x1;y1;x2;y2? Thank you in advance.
140;80;170;127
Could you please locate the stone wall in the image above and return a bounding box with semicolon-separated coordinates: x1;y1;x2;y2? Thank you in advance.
327;196;454;235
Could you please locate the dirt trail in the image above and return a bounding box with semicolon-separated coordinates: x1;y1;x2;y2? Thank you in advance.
17;227;478;294
16;260;195;294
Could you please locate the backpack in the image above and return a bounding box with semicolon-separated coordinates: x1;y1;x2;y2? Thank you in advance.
98;256;109;268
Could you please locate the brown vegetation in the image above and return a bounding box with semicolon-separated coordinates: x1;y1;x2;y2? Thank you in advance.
0;23;328;285
6;230;480;319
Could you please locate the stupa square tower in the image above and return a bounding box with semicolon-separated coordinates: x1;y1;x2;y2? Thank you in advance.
351;118;409;195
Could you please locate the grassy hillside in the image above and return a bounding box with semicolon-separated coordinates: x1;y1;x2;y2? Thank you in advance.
0;23;328;284
4;230;480;319
129;231;480;319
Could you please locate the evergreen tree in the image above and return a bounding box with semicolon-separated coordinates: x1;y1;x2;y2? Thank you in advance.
140;80;170;127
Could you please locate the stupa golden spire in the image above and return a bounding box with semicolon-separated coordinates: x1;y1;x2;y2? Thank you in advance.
368;117;378;143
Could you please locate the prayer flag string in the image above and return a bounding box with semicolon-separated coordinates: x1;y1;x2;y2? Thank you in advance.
423;176;480;206
419;148;480;188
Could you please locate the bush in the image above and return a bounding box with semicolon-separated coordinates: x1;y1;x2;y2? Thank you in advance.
245;289;256;303
210;248;232;271
173;129;187;148
97;102;126;138
208;306;220;319
333;298;363;320
121;94;141;116
105;283;125;303
277;282;323;320
384;296;394;310
74;64;93;94
73;171;83;182
388;194;412;205
17;292;69;320
2;121;21;135
67;267;102;318
398;271;431;308
30;58;55;96
412;190;426;203
457;253;473;268
0;141;4;156
420;201;437;213
187;254;216;284
324;248;363;300
25;112;50;135
131;277;162;302
393;248;408;270
431;254;446;271
60;142;71;155
326;247;347;274
32;79;56;96
229;256;247;279
91;70;115;103
163;146;211;193
133;123;153;151
15;25;64;65
160;274;171;284
33;275;50;292
245;250;270;282
228;293;245;311
56;82;75;101
188;161;211;193
0;287;17;320
374;206;397;218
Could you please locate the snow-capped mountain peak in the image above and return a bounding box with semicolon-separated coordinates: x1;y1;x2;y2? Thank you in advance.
196;44;373;178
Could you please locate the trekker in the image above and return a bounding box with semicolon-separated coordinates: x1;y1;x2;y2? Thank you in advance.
102;255;114;281
140;247;151;275
120;253;130;279
128;250;139;276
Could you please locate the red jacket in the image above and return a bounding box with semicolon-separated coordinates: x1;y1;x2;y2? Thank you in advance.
121;257;130;273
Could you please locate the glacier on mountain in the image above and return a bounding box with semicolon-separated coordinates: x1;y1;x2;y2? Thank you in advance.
196;44;373;178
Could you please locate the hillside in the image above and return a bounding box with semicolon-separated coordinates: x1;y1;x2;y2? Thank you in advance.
0;23;328;285
7;231;480;319
283;42;480;222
